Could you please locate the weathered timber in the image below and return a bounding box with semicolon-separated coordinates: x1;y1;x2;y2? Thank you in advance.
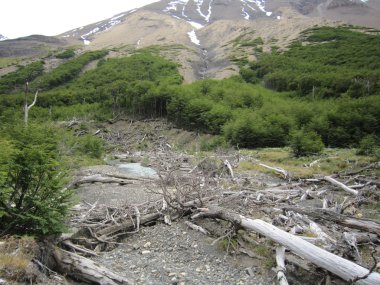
324;176;359;196
52;247;133;285
284;207;380;236
192;206;380;285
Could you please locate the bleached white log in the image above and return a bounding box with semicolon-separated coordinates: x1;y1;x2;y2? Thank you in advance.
224;159;234;179
184;221;209;235
240;218;379;285
276;246;289;285
193;206;380;285
53;247;132;285
73;175;133;186
258;163;289;179
324;176;358;196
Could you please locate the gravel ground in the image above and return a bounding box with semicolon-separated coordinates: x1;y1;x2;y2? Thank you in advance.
93;221;274;285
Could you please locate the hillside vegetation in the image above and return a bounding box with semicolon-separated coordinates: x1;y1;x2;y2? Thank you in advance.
241;26;380;98
0;27;379;154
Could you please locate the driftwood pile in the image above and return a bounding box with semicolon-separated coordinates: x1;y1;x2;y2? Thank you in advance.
41;154;379;285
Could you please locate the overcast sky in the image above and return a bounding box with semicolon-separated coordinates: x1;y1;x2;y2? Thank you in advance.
0;0;160;39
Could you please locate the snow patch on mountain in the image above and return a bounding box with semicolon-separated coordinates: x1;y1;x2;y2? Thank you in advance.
164;0;190;12
242;8;250;19
188;21;204;29
194;0;213;22
242;0;273;17
188;30;200;45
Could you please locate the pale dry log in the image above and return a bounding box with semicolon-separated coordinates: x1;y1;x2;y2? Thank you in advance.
223;160;234;179
52;247;133;285
192;206;380;285
97;212;160;240
258;163;289;180
184;221;209;235
276;246;289;285
306;218;336;244
324;176;359;196
72;175;133;187
352;233;379;244
161;198;172;225
343;232;361;261
284;207;380;236
102;173;153;182
304;158;322;168
61;240;98;257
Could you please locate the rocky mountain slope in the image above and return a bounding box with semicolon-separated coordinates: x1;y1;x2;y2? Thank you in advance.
55;0;378;81
1;0;380;81
0;34;71;57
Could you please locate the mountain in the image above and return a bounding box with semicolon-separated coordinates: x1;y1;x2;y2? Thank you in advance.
2;0;380;81
0;34;7;41
55;0;379;81
0;34;71;57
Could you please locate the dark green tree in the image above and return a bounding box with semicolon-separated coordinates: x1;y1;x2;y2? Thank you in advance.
0;125;73;236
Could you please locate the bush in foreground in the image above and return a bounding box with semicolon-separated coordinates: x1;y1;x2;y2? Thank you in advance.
0;125;73;236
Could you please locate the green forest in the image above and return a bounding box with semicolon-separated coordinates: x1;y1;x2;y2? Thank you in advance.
1;27;379;152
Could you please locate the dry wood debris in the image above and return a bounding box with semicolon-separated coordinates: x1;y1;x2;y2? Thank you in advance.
38;150;380;284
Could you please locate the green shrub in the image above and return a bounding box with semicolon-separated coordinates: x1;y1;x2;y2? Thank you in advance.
55;49;75;59
0;125;73;236
290;129;324;157
356;135;379;156
78;135;104;159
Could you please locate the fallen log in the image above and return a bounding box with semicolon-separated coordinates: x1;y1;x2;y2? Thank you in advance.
276;246;289;285
324;176;358;196
97;212;160;240
258;163;289;180
72;175;134;187
284;207;380;236
192;206;380;285
52;246;133;285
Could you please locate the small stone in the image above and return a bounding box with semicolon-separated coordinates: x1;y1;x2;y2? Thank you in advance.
168;272;177;277
132;244;140;250
141;250;151;255
171;277;179;284
245;267;255;276
195;267;202;272
179;272;187;277
129;265;137;270
0;279;7;285
205;264;210;272
143;241;151;248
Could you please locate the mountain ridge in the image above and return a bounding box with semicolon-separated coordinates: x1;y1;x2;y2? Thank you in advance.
1;0;380;81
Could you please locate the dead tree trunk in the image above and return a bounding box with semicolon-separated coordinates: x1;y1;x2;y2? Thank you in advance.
284;207;380;235
24;82;38;127
192;206;380;285
324;176;359;196
52;246;132;285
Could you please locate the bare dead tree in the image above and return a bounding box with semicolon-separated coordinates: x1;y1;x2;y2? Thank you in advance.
24;82;39;127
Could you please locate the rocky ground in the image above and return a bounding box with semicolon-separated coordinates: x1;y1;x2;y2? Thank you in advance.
93;220;273;285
